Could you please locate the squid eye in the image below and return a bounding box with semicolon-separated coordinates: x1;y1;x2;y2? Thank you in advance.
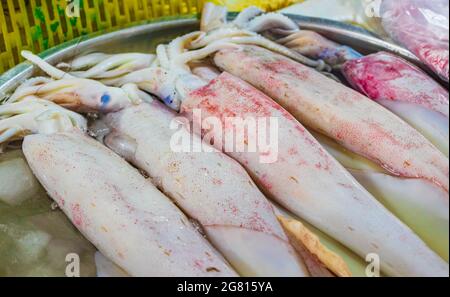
101;93;111;107
163;95;173;105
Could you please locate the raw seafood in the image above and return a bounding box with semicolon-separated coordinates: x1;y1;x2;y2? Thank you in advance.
103;100;310;276
181;71;448;277
342;51;449;156
15;51;342;277
381;0;449;82
212;45;449;194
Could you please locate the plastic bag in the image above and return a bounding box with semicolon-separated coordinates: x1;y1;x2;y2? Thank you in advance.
381;0;449;82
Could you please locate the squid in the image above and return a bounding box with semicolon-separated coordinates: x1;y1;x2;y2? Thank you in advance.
7;51;151;113
177;28;449;276
101;101;312;277
12;51;360;277
380;0;449;82
342;52;449;157
211;44;449;193
273;27;449;157
18;5;449;275
60;2;329;103
56;52;157;80
180;70;448;277
276;30;363;69
197;5;449;191
62;32;449;275
179;4;450;259
212;43;450;258
0;98;237;277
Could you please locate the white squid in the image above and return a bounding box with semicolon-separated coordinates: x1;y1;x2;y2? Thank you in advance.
9;50;360;277
15;5;449;276
245;16;449;259
49;30;450;276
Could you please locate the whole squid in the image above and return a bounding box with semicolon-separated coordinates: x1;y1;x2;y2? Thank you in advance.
269;21;449;258
69;32;449;276
0;98;237;277
180;70;448;277
22;6;449;275
275;28;449;157
13;51;358;277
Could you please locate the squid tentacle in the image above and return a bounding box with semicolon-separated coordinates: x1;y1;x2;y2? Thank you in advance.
22;51;75;80
194;3;329;72
57;52;109;70
245;12;300;34
200;2;228;32
0;97;88;145
231;6;264;28
57;52;156;79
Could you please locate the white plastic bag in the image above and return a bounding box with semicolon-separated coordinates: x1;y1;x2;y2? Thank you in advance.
381;0;449;82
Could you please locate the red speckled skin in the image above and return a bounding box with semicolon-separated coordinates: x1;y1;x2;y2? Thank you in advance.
182;72;449;277
214;45;449;193
342;52;449;117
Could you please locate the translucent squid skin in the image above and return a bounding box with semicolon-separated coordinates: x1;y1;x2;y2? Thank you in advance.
342;52;449;156
213;45;449;193
181;72;449;277
103;101;310;277
22;130;237;277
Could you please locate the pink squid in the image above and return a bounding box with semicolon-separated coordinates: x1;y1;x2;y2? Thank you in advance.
0;98;237;277
179;70;448;277
10;50;359;277
342;51;449;157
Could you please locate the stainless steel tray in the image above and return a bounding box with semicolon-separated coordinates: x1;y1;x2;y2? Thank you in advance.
0;14;425;97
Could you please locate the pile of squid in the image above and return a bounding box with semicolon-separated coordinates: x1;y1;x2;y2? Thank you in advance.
0;3;448;277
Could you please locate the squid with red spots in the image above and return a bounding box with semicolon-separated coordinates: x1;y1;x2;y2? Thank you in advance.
68;24;449;276
185;5;450;262
102;102;313;277
0;98;236;277
274;27;449;157
240;7;450;258
180;71;448;277
265;21;449;258
210;45;449;196
14;3;449;277
342;52;449;157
